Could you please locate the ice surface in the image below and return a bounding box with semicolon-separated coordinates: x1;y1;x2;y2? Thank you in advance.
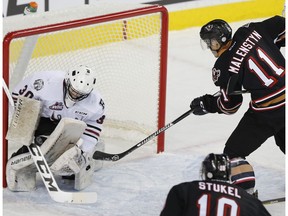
3;18;285;216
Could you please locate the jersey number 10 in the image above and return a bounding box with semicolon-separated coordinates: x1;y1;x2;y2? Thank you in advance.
198;194;239;216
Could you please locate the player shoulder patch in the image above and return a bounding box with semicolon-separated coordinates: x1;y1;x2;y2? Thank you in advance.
212;68;221;83
33;79;44;91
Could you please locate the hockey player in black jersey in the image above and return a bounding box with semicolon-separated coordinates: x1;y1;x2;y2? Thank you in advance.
190;16;285;194
160;153;271;216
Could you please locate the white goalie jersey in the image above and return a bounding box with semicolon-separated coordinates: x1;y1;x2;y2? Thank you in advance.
11;70;106;152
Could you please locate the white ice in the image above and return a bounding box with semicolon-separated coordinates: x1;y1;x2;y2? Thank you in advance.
3;19;285;216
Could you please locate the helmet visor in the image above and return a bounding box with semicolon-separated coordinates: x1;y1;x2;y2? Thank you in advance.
200;38;221;51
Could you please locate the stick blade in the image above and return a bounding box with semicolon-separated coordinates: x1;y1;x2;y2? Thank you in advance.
93;151;121;161
262;197;285;205
51;191;97;204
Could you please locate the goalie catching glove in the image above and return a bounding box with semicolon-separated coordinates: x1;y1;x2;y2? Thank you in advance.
50;144;86;176
50;139;104;190
190;94;219;115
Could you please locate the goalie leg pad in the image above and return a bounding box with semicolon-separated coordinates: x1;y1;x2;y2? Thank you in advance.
6;158;37;191
74;152;94;191
6;147;38;191
6;118;86;191
74;139;105;190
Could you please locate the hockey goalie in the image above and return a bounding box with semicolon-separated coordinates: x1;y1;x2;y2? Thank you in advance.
6;65;106;192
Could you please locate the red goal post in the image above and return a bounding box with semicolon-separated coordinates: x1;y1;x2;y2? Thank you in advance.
3;3;168;187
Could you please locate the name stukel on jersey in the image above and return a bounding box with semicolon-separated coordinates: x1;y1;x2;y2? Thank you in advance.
198;182;241;198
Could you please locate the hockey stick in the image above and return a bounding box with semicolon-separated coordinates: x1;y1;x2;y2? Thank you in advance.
2;77;15;108
262;197;285;205
229;89;249;95
28;143;97;203
214;89;250;97
93;109;194;161
93;89;249;162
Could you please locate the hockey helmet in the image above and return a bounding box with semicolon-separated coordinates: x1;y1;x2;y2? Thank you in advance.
230;158;256;194
201;153;231;182
200;19;232;52
64;65;97;107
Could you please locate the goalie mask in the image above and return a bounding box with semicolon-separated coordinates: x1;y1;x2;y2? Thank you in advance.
64;65;97;108
200;19;232;57
201;153;231;182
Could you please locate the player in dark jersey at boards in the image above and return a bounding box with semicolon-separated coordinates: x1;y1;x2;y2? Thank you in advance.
189;16;285;194
160;153;271;216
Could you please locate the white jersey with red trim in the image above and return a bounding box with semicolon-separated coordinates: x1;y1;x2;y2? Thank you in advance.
11;70;105;152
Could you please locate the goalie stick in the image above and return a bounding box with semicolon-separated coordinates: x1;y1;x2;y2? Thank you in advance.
28;143;97;203
93;109;193;161
262;197;285;205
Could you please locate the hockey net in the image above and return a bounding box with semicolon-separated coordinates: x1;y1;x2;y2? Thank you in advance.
2;3;168;187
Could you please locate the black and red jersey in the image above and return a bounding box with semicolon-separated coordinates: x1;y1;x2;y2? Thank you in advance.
160;180;271;216
213;16;285;114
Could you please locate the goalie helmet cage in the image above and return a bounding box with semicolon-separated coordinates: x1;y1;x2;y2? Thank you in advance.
2;3;168;187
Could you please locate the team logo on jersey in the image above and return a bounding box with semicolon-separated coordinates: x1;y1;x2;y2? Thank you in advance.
49;102;64;110
212;68;221;83
33;79;44;91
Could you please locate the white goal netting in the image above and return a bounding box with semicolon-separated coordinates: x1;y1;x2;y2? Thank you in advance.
3;3;168;187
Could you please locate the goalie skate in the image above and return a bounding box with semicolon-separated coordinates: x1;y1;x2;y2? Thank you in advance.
6;118;86;191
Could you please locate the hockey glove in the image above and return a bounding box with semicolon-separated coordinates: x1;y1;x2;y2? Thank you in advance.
190;94;217;115
50;145;86;176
